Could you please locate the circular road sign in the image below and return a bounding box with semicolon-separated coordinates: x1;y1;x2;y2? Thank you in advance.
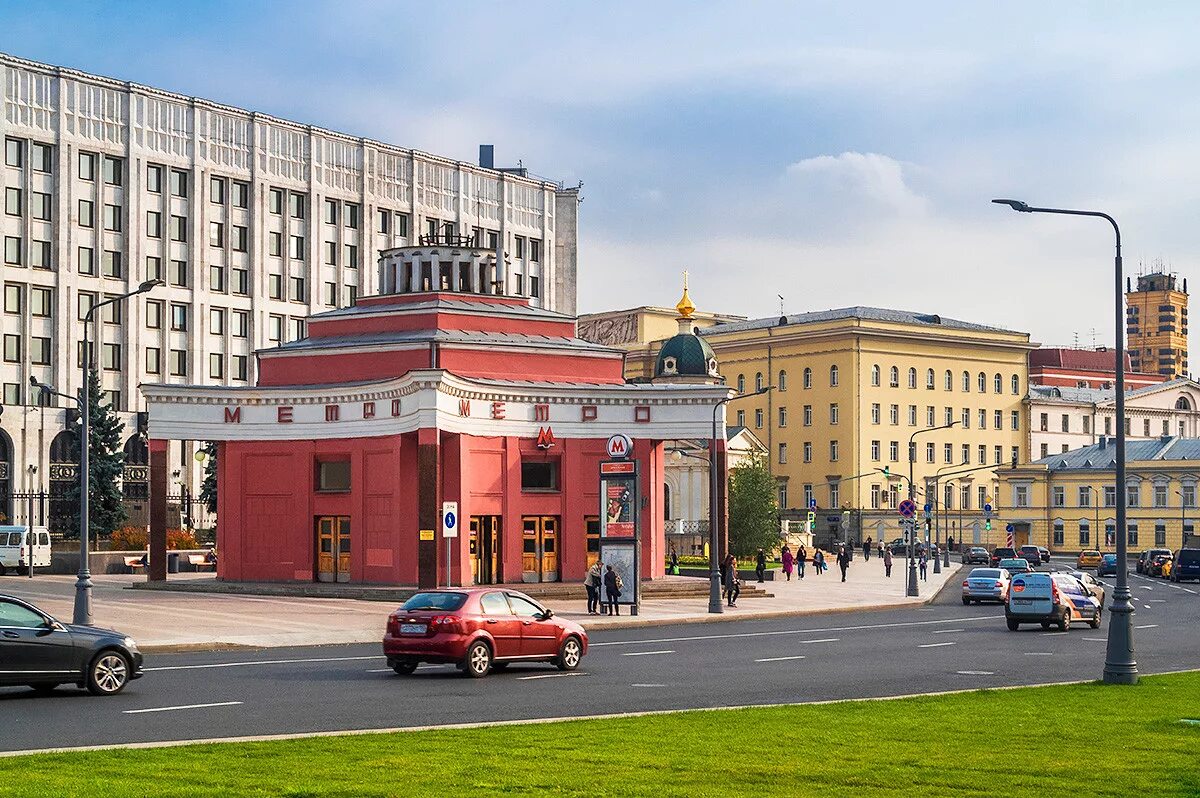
898;499;917;518
606;433;633;459
444;511;456;529
983;503;993;513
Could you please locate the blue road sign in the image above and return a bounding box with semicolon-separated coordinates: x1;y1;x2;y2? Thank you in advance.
809;499;818;510
898;499;917;518
1005;523;1014;533
983;503;993;513
923;503;931;513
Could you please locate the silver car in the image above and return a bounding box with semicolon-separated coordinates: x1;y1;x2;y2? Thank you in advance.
961;567;1011;604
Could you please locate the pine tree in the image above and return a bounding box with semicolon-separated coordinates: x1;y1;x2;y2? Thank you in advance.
727;455;781;558
199;441;218;515
63;368;128;539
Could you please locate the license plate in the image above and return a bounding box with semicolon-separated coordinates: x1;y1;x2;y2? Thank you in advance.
1013;599;1032;606
400;623;427;634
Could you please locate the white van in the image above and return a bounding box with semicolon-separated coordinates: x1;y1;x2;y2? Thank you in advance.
0;525;52;575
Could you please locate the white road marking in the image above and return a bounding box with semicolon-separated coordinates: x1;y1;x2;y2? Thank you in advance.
123;701;243;715
1183;588;1198;595
1138;586;1154;591
918;642;956;649
1041;632;1068;636
956;670;995;675
365;668;394;673
931;629;964;634
797;638;840;645
630;683;666;688
590;616;997;648
755;655;807;663
1081;637;1106;641
1135;624;1159;629
144;655;380;672
1024;652;1053;656
517;673;586;680
621;650;674;657
1147;599;1167;603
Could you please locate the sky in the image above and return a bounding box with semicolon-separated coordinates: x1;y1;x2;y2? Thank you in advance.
4;1;1200;347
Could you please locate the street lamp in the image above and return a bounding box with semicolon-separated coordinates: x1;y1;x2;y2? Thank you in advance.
1175;489;1192;549
992;198;1136;685
46;279;163;626
906;422;959;596
709;385;773;613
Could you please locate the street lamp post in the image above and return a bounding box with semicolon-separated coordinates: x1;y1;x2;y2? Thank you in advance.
943;480;954;567
906;422;959;596
992;198;1136;685
709;385;773;613
1175;490;1190;549
50;279;163;626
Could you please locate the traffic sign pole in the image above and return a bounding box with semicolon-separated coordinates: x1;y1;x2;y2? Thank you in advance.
441;502;459;587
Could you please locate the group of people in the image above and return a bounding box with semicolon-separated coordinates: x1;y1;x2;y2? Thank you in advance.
583;561;625;615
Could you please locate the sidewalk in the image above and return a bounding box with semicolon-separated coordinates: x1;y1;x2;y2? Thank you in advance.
0;556;962;651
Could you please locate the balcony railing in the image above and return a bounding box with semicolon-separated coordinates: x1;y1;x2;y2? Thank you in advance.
665;519;710;535
417;234;485;247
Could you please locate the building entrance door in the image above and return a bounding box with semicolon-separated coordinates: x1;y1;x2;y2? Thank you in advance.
470;515;501;585
1012;523;1031;550
316;516;352;583
585;516;600;569
521;516;559;583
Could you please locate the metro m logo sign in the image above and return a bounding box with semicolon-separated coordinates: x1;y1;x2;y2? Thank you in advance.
605;433;633;459
223;406;241;423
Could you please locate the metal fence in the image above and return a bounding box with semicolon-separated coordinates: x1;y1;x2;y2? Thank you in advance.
0;491;214;542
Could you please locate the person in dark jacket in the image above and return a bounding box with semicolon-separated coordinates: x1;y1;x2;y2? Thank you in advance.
603;565;621;616
884;547;893;577
724;555;740;606
836;545;851;582
755;549;767;582
863;537;871;561
797;545;807;579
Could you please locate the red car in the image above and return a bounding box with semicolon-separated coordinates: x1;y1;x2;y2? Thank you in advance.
383;588;588;678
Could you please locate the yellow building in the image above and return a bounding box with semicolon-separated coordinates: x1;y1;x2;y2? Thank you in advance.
1001;436;1200;554
582;299;1036;548
1126;271;1188;378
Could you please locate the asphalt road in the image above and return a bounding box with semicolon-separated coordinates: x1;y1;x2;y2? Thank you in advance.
2;563;1197;754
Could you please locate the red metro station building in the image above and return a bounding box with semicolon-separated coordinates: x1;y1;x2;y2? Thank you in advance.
143;286;728;589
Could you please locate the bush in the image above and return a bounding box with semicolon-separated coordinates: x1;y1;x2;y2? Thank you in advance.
108;526;198;551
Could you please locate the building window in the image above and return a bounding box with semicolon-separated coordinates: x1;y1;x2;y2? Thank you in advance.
961;485;971;510
829;365;839;387
28;336;49;365
4;137;21;167
1078;487;1091;507
928;406;936;427
323;198;338;225
1155;522;1167;546
1127;523;1139;546
233;355;248;381
1143;418;1151;437
994;445;1002;465
209;222;224;248
1011;411;1020;431
78;152;95;180
871;365;880;386
269;314;284;342
170;169;188;197
289;193;305;219
169;349;187;376
1183;485;1196;508
778;407;787;428
146;164;163;193
925;442;935;464
755;409;764;429
316;460;351;492
1126;485;1140;508
170;303;188;331
890;366;899;387
103;251;122;278
170;260;189;287
4;236;20;266
829;403;839;425
5;187;21;216
289;276;306;303
830;440;839;462
1060;414;1070;433
1103;486;1116;507
31;142;51;172
926;368;935;389
1154;484;1168;507
1011;374;1020;395
978;372;986;392
30;286;50;317
778;370;787;391
889;441;899;462
778;443;787;465
803;442;812;463
145;347;161;374
942;443;951;464
803;405;812;426
29;240;50;270
890;404;899;425
979;409;987;429
209;353;225;379
1014;486;1029;508
944;407;953;426
1053;520;1064;546
993;373;1002;393
871;484;881;509
871;403;880;424
377;208;390;233
324;282;337;306
736;374;745;393
1078;521;1090;545
345;245;359;269
978;445;986;465
30;192;51;221
755;372;764;391
103;156;123;186
803;368;812;389
232;181;249;208
1052;486;1065;507
520;460;559;491
233;268;249;295
290;236;305;260
101;343;121;371
907;367;917;389
961;444;969;463
171;215;187;242
908;405;917;426
870;440;880;461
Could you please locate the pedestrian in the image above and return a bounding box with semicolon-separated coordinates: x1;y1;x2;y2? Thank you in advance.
837;544;850;582
781;545;794;581
878;541;885;558
919;552;928;581
719;554;730;600
863;537;871;561
797;545;807;579
584;560;603;614
814;549;825;575
883;547;893;578
947;535;955;554
755;548;767;583
204;545;218;566
603;564;621;615
724;555;741;607
668;548;679;575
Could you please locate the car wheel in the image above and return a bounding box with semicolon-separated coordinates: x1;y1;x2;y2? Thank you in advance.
1040;621;1051;629
556;636;583;671
962;597;971;605
0;564;6;576
391;660;418;676
1059;609;1071;632
462;640;492;678
1089;608;1102;629
1006;618;1019;631
28;683;60;694
86;650;131;696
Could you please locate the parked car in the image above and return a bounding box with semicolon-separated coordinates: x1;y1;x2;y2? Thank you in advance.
990;547;1017;567
0;526;52;576
1076;550;1103;569
383;588;587;678
962;567;1011;604
1148;553;1174;577
1018;545;1042;567
1063;570;1107;608
888;538;911;555
962;546;991;565
999;557;1033;576
1097;553;1121;577
1170;549;1200;582
0;594;143;695
1037;546;1051;564
1137;548;1172;574
1005;572;1102;631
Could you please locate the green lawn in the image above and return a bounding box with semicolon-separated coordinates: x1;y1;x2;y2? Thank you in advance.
2;672;1198;797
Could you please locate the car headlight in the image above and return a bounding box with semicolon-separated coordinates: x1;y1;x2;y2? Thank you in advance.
123;636;138;650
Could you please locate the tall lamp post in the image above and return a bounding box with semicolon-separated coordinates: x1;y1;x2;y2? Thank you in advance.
906;422;959;596
1175;489;1191;549
992;198;1136;685
42;279;162;626
709;385;773;613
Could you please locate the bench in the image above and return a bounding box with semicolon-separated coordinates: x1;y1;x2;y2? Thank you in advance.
124;556;146;573
188;554;216;571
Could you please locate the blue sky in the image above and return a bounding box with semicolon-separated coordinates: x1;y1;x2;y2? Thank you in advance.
5;1;1200;347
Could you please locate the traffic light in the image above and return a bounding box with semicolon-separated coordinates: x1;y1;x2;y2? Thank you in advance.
985;519;992;531
1011;452;1018;469
882;467;890;477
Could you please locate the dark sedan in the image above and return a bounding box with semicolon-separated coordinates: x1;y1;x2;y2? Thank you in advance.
0;594;143;695
962;546;991;565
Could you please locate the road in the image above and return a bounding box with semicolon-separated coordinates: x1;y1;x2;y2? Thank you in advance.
2;564;1196;754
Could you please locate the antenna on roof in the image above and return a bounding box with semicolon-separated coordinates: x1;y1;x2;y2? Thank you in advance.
1090;328;1096;349
778;295;785;316
1073;331;1079;348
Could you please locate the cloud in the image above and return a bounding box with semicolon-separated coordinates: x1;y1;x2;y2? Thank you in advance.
785;152;928;216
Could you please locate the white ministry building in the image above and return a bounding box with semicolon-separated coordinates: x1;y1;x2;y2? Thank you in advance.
0;52;579;529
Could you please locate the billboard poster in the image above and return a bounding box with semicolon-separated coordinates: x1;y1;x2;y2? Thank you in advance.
598;540;638;606
602;476;637;538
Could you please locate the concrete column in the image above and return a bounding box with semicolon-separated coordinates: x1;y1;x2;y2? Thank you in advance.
417;427;440;588
149;438;168;581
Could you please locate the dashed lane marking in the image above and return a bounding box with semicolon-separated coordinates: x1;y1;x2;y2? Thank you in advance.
621;650;675;657
123;701;243;715
1024;652;1054;656
589;617;997;649
630;683;667;688
755;655;807;663
918;642;956;649
931;629;965;634
956;670;995;675
517;673;587;680
1135;624;1159;629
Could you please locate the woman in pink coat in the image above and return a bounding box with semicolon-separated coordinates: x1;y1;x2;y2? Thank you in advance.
780;546;794;581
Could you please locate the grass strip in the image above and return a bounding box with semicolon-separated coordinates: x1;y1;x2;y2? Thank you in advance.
1;672;1198;797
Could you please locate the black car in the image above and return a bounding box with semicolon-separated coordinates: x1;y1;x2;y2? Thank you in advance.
0;594;143;695
1170;548;1200;582
990;547;1017;567
1038;547;1051;564
1148;553;1173;577
1137;548;1171;574
1018;545;1042;568
962;546;990;565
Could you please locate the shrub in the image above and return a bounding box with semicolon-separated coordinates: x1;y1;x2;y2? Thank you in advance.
167;529;199;550
109;525;147;551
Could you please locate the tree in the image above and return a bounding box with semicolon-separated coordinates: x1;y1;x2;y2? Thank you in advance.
63;367;127;539
199;441;218;515
726;456;780;558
